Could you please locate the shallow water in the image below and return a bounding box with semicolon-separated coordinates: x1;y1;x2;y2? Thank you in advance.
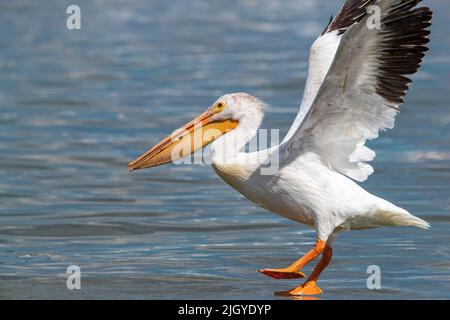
0;0;449;299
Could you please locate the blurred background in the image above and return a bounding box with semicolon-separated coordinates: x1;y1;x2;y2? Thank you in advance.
0;0;449;299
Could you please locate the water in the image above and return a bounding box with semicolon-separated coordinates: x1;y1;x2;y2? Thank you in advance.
0;0;449;300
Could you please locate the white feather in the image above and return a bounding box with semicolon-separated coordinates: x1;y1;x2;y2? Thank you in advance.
208;0;431;242
282;0;410;182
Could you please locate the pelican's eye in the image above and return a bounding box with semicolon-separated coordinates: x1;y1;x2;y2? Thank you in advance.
211;101;226;113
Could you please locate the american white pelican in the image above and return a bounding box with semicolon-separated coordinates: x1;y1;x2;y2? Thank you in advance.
129;0;433;296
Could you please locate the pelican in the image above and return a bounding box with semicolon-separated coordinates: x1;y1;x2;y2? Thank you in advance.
128;0;432;296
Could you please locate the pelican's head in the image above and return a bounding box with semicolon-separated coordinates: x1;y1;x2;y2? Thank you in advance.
128;93;264;171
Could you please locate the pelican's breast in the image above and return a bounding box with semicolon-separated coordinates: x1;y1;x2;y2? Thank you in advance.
211;162;254;192
211;161;315;226
212;161;274;213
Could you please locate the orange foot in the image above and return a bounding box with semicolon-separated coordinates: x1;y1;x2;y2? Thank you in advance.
275;281;323;296
258;268;306;279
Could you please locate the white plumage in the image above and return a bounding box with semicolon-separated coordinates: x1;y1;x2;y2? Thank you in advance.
211;0;432;241
130;0;433;295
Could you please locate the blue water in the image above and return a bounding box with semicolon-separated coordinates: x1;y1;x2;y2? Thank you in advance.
0;0;449;299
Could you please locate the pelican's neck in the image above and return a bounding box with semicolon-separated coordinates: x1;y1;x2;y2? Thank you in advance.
210;113;263;165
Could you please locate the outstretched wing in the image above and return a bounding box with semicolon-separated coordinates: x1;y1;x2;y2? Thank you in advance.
283;0;377;143
282;0;432;182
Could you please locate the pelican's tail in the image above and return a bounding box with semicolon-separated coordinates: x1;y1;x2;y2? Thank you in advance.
375;200;430;230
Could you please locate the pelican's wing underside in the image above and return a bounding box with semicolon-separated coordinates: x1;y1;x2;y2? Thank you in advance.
282;0;432;182
283;0;377;143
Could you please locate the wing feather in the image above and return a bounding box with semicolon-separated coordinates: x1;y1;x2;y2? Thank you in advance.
324;0;378;35
283;0;379;143
283;0;432;182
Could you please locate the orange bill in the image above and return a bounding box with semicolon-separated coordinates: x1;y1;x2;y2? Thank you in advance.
128;110;238;171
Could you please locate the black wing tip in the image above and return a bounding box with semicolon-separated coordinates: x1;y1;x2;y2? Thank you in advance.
323;0;433;37
321;15;334;36
324;0;378;36
375;1;433;106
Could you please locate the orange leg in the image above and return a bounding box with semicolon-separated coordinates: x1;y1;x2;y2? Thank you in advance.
259;239;326;280
279;245;333;296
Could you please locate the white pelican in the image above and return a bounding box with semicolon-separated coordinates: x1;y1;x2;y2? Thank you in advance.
129;0;433;296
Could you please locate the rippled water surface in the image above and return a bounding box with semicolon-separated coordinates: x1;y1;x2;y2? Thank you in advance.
1;0;450;299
